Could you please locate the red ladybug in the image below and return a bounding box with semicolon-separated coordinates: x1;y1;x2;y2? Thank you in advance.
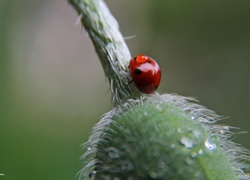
129;54;161;94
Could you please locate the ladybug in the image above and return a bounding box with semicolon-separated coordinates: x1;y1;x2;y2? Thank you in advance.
129;54;161;94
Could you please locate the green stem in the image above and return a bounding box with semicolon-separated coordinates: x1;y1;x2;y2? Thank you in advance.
69;0;140;105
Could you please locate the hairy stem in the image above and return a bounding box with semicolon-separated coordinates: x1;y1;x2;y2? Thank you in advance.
69;0;141;105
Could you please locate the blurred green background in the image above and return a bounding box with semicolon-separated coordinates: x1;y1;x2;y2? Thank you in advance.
0;0;249;179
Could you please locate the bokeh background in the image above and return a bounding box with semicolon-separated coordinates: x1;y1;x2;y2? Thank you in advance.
0;0;249;179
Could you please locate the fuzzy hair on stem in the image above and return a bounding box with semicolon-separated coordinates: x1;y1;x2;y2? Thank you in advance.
69;0;141;105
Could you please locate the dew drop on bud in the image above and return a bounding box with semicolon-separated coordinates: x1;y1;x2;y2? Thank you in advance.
180;137;193;148
204;138;217;151
107;147;120;159
89;171;96;178
199;149;204;155
170;144;176;148
191;152;197;158
121;160;134;172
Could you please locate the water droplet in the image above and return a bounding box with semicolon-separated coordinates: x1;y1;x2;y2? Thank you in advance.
185;157;194;165
121;160;133;172
150;171;157;179
191;152;197;158
170;144;176;148
107;147;120;159
0;173;5;176
191;115;197;120
219;130;225;134
204;138;217;150
180;137;193;148
219;126;229;134
158;160;165;168
87;147;92;151
223;126;229;131
89;171;96;178
198;149;204;155
192;129;201;139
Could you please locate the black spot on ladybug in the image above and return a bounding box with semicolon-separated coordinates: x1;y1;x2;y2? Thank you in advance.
134;68;142;75
133;57;137;60
147;60;151;63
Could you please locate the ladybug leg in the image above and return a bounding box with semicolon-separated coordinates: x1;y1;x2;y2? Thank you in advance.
127;79;133;86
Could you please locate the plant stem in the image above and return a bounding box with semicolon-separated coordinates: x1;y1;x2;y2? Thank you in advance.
69;0;141;105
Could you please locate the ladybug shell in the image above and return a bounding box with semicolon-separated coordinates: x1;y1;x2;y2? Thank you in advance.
129;54;161;94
